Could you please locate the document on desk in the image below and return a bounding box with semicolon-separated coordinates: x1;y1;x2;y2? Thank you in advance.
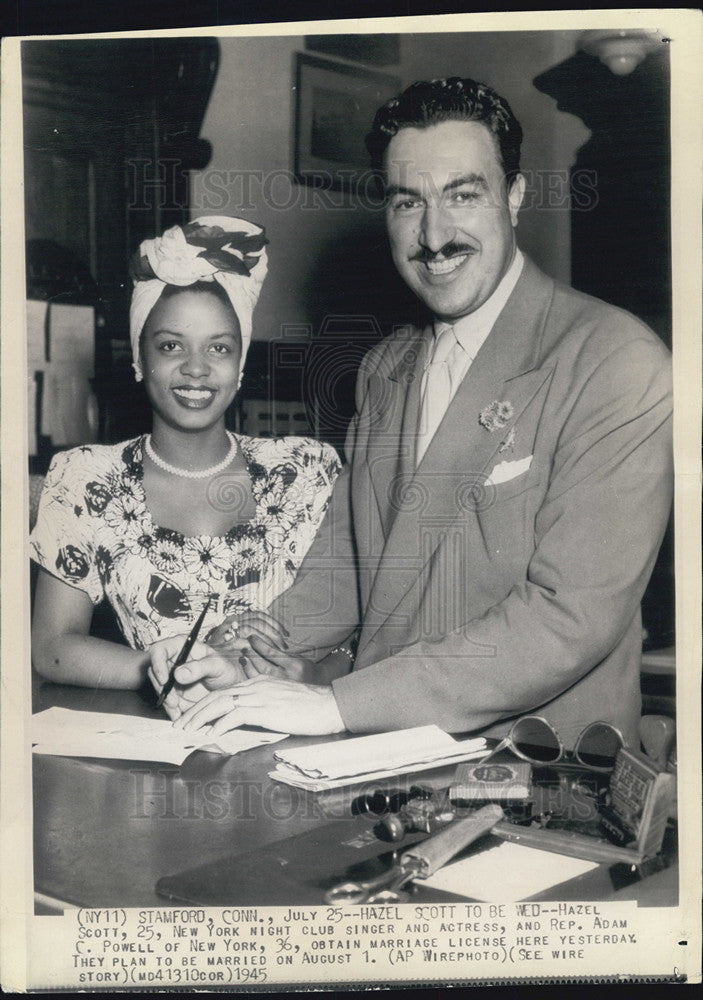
418;840;599;901
269;725;487;791
31;707;288;766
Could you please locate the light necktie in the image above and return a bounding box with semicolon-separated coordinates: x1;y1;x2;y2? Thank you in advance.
416;325;462;465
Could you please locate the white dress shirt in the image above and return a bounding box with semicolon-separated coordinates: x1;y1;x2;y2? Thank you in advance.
416;249;524;464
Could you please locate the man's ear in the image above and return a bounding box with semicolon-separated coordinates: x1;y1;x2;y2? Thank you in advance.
507;173;526;227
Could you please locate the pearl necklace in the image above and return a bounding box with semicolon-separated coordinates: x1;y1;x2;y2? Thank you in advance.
144;432;238;480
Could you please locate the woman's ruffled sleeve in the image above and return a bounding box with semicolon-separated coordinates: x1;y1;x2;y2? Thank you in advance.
29;450;106;604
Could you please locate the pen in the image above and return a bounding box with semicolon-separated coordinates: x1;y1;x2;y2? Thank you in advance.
156;595;213;709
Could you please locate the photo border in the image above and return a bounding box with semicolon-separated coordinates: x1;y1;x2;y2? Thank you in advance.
1;9;701;992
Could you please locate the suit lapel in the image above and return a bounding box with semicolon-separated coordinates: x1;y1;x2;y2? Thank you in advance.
359;258;556;654
364;326;430;539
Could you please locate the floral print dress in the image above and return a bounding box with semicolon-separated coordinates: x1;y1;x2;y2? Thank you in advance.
30;435;340;650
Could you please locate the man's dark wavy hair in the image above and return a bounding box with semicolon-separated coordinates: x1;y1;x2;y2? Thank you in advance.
365;77;523;193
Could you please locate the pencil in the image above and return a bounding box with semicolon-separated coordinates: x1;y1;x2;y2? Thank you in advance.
156;595;213;709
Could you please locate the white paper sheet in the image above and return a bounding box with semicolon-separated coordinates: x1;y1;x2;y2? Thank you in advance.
273;725;486;780
418;840;599;901
31;707;288;766
269;747;488;792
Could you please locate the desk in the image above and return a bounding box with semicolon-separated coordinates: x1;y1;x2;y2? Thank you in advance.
33;684;678;912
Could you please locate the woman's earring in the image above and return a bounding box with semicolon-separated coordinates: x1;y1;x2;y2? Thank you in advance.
133;362;143;383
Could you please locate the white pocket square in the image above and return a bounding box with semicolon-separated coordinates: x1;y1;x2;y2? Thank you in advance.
486;455;533;486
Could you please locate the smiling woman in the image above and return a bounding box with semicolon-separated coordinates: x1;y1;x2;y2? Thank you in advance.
29;216;341;695
141;284;242;440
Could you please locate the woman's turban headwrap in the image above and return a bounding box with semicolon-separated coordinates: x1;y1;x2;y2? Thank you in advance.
129;216;268;385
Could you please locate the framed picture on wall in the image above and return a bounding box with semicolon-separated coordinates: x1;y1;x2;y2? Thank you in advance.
294;53;400;190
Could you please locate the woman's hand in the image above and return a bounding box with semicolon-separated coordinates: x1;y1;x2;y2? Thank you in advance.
174;676;346;737
148;636;246;720
207;609;288;656
239;634;316;681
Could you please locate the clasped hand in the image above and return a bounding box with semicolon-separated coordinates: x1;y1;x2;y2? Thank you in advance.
148;609;320;726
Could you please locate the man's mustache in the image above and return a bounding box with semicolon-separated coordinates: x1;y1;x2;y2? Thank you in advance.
411;242;476;263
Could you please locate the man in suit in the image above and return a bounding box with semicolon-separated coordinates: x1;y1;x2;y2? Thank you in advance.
156;78;672;746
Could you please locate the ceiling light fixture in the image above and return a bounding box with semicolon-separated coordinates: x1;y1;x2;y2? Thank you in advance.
579;29;662;76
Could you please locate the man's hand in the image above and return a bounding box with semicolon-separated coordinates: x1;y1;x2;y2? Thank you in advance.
207;609;288;656
173;676;346;737
148;636;246;720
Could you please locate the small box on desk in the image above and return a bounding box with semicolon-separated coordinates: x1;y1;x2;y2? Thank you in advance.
449;760;532;806
603;747;675;859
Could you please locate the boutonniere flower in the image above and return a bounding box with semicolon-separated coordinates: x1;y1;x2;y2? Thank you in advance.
479;399;514;433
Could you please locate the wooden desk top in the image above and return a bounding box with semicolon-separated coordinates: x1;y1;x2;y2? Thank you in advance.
32;683;678;911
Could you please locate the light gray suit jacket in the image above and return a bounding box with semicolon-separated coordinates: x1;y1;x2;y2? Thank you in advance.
270;258;673;745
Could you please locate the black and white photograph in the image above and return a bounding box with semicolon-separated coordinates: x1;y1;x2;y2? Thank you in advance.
1;8;701;992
